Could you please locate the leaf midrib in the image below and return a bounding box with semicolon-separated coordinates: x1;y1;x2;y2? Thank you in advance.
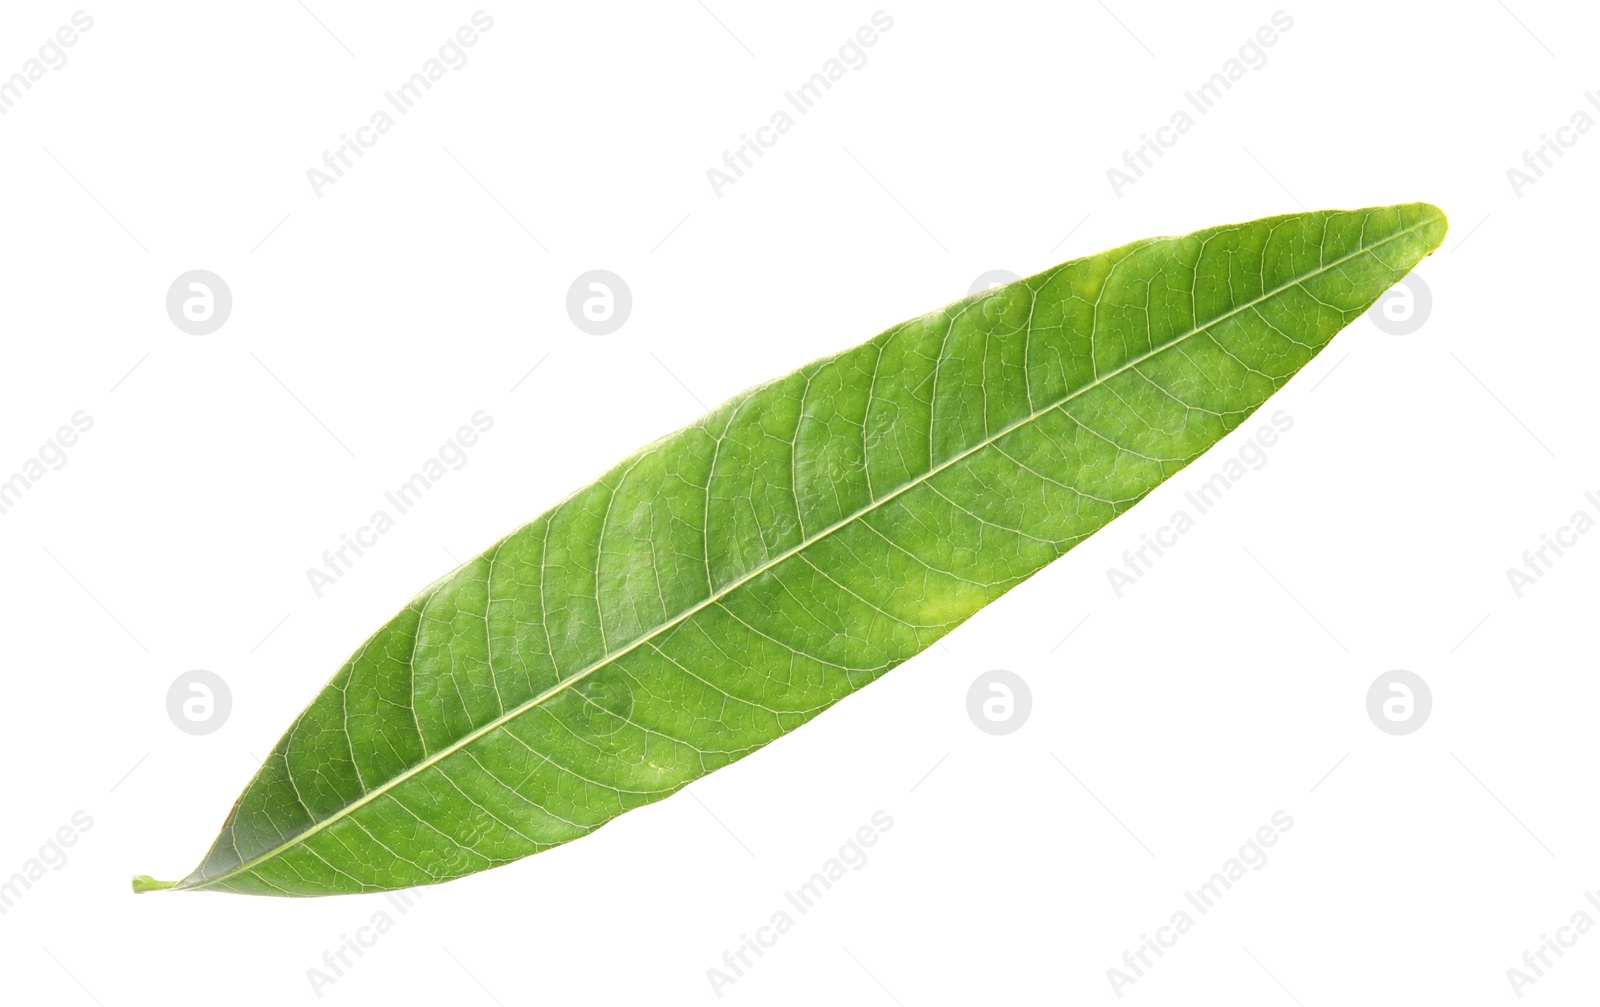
190;216;1431;890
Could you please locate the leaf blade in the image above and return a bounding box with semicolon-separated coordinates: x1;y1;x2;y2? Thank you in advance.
148;203;1446;896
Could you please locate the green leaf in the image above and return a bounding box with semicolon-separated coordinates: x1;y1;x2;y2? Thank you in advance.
140;203;1446;896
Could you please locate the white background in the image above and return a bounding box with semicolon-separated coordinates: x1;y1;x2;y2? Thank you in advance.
0;1;1595;1003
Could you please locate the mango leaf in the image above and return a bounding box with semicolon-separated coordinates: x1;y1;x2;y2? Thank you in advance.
136;203;1446;896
